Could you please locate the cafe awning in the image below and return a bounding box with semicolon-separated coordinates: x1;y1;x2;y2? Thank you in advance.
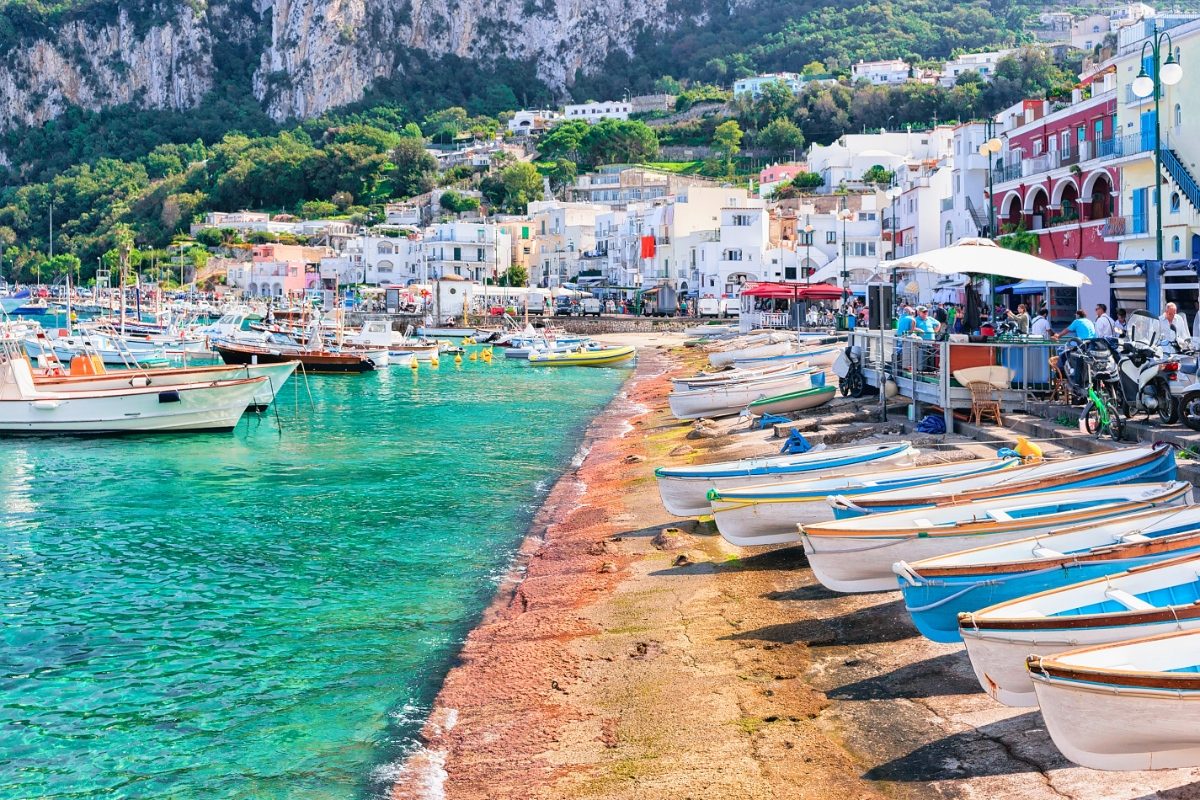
881;238;1090;288
995;280;1048;295
740;282;845;300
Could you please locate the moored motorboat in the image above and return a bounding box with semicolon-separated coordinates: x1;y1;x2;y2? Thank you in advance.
733;345;838;369
527;345;635;367
0;340;265;433
961;551;1200;708
709;456;1021;546
671;361;808;391
801;481;1193;593
828;444;1177;518
1030;629;1200;770
655;441;915;517
215;340;375;373
746;384;835;416
895;504;1200;643
708;340;795;368
34;360;300;411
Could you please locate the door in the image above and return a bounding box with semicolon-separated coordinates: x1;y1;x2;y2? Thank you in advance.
1140;109;1157;153
1132;187;1149;235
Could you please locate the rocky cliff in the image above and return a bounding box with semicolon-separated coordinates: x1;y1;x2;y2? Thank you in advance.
0;0;707;131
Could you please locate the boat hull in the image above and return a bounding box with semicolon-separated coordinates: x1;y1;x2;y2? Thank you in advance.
35;361;299;410
668;372;813;420
747;385;835;416
655;442;914;517
216;343;374;373
0;378;263;434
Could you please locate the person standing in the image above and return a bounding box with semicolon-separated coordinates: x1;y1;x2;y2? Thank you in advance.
933;302;948;328
1093;303;1115;339
914;305;942;340
1007;303;1030;334
1114;308;1127;337
1055;309;1096;340
1031;306;1052;338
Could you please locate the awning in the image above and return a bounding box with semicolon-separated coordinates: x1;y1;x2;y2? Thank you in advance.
740;281;845;300
996;280;1048;295
881;238;1090;287
640;286;661;296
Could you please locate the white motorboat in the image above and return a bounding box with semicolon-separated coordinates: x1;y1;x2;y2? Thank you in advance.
961;551;1200;708
800;481;1193;593
34;360;299;411
0;340;265;433
1030;629;1200;770
708;340;795;368
668;370;814;420
671;361;809;392
654;441;915;517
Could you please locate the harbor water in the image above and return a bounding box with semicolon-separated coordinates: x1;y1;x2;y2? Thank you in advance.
0;357;628;799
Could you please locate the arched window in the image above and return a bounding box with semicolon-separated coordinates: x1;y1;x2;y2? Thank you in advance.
1176;103;1183;129
378;242;394;255
1172;192;1181;213
1173;235;1182;254
944;220;954;245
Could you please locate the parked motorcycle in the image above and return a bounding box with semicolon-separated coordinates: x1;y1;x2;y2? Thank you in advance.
833;343;865;397
1107;310;1178;424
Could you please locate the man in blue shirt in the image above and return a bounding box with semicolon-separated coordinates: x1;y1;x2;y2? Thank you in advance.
1055;309;1097;340
896;305;915;336
913;305;942;340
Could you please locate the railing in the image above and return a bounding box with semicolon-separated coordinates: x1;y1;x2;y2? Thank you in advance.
994;162;1022;183
1101;215;1148;237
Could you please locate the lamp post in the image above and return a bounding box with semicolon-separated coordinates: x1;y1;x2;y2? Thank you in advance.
836;206;854;318
979;122;1004;320
1131;30;1184;263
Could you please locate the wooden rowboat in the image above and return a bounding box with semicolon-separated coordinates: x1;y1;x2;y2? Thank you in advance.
746;384;835;416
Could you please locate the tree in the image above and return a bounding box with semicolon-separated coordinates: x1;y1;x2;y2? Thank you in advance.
422;107;469;144
580;119;659;166
861;164;894;185
301;200;338;218
653;75;682;95
45;253;81;281
388;137;438;199
502;264;529;287
498;162;543;214
537;120;589;162
439;190;480;215
712;120;743;177
757;118;805;160
544;158;577;194
194;228;223;248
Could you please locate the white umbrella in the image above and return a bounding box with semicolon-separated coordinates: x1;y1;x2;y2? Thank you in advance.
880;238;1090;288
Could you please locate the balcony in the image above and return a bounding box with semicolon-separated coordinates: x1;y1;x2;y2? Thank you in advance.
1102;215;1148;238
939;197;955;212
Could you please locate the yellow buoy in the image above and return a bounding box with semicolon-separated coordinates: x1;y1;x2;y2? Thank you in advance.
454;353;463;365
469;351;478;361
409;357;419;369
430;357;440;368
1015;436;1043;462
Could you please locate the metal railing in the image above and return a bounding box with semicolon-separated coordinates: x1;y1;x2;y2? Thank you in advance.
1101;215;1148;237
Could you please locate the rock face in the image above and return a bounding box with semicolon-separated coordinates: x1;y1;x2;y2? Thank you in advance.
1;0;711;130
0;5;215;131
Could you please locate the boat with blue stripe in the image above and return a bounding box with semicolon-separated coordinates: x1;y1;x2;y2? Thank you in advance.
895;499;1200;643
829;444;1177;518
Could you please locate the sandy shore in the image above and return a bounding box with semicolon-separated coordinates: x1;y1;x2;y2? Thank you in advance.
391;338;1200;800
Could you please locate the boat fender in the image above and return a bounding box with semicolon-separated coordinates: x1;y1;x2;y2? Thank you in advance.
1015;436;1043;463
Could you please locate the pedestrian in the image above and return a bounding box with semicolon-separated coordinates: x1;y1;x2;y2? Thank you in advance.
1054;309;1096;341
914;305;941;340
1031;306;1052;338
1093;303;1115;339
1114;308;1127;337
933;302;948;327
1160;302;1190;346
1006;303;1030;334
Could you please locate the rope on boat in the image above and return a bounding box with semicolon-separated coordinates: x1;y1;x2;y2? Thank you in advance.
268;375;283;438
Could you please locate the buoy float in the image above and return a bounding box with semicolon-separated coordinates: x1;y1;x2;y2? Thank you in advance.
409;357;419;369
430;356;440;368
454;353;463;365
468;351;478;361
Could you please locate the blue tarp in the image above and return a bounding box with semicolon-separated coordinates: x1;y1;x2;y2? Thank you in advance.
996;280;1047;295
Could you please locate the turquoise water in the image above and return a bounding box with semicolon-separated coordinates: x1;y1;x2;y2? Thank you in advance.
0;357;628;799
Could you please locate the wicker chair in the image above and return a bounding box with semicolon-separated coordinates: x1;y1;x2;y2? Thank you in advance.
967;381;1004;426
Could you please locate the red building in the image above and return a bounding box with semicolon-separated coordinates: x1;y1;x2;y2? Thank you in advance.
989;69;1121;262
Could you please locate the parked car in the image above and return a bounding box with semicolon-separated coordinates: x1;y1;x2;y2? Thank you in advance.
697;298;738;318
580;297;602;317
554;299;575;316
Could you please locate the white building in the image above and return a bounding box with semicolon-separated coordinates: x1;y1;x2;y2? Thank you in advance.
732;72;805;98
939;50;1013;86
507;109;561;136
938;121;994;247
320;234;422;286
424;221;512;283
851;59;910;85
527;200;606;287
806;128;954;191
562;101;631;123
785;195;887;298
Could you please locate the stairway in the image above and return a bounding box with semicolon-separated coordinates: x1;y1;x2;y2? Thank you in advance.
1160;147;1200;211
965;195;989;235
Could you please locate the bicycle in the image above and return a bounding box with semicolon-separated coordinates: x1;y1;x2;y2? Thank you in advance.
1082;374;1126;440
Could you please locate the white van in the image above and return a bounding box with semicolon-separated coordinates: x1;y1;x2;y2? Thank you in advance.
580;297;602;317
698;298;738;318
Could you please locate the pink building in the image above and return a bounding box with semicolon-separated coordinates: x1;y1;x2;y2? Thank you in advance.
227;244;323;297
759;163;807;188
988;70;1121;262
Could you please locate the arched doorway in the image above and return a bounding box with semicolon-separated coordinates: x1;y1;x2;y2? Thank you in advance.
1025;186;1050;229
1001;192;1022;231
1054;180;1079;223
1085;172;1113;220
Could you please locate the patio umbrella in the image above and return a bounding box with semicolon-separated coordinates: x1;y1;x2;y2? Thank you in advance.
880;238;1090;288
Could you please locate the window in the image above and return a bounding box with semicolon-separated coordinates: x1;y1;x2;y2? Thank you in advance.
453;246;461;261
723;249;744;261
799;231;814;245
1172;192;1181;213
1061;131;1070;152
1173;235;1182;254
1033;139;1043;156
826;231;837;244
859;212;877;221
476;248;485;262
1176;103;1183;128
848;242;877;257
730;213;753;226
376;260;393;273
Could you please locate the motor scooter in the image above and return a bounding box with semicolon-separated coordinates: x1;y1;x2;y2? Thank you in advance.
1108;310;1178;424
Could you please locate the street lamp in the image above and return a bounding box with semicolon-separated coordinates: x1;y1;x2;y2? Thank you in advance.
1131;30;1183;263
978;121;1004;320
836;207;854;314
886;184;902;309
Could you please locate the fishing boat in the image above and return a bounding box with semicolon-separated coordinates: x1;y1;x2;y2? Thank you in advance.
828;445;1176;518
746;384;835;416
416;326;481;338
34;360;300;412
0;340;266;433
24;331;170;368
961;551;1200;708
671;362;809;392
655;441;915;517
215;339;375;374
895;503;1200;643
733;345;838;369
801;481;1192;593
668;370;814;420
9;298;50;316
710;456;1022;546
709;340;795;368
1030;629;1200;770
527;345;635;367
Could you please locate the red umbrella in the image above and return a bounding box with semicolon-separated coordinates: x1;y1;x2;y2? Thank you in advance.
740;281;843;300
